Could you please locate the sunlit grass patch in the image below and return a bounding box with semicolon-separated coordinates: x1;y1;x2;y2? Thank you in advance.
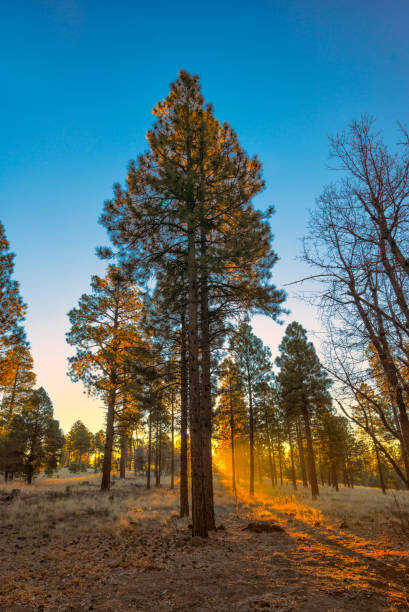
215;462;409;539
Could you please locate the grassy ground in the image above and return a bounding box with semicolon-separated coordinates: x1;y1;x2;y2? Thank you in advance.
0;471;408;611
226;474;409;540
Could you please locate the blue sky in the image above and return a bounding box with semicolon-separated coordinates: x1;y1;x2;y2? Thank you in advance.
1;0;409;432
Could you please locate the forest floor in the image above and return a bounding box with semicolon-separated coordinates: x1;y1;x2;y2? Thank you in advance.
0;471;409;611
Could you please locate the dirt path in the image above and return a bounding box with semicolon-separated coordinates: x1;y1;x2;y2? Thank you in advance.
0;476;408;611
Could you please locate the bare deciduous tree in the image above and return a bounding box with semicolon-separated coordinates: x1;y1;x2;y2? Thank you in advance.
303;117;409;487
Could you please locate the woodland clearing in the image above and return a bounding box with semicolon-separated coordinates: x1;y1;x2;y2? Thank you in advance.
0;471;408;611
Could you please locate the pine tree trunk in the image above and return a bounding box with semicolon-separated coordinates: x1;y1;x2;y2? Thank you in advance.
288;426;297;490
347;456;354;488
199;236;216;530
101;389;116;492
331;461;339;491
188;220;207;537
155;419;160;487
134;439;138;475
158;418;162;487
197;118;215;531
26;464;33;485
171;397;175;490
297;419;308;487
264;406;276;489
342;461;349;487
374;442;387;494
229;381;237;496
301;403;319;499
127;436;133;471
271;442;277;486
179;311;189;516
320;463;325;487
277;440;283;485
120;433;127;479
246;362;255;496
147;409;152;490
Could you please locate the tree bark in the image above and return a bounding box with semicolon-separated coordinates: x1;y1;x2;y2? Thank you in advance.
147;409;152;490
158;417;162;487
188;218;207;537
171;396;175;490
155;418;160;487
200;231;216;530
288;426;297;490
374;442;386;494
277;439;283;485
179;310;189;516
296;419;308;487
301;403;319;499
229;380;237;496
246;360;255;496
331;461;339;491
264;405;276;489
120;433;127;479
101;388;116;492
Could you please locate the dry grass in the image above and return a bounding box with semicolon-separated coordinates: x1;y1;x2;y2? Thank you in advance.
215;469;409;540
2;466;408;541
0;471;183;539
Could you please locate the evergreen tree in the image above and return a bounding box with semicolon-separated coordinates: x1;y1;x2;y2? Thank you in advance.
0;222;26;354
44;418;65;475
67;420;92;468
276;322;332;499
215;357;246;496
3;387;63;484
66;266;145;491
100;71;285;536
0;342;36;419
92;429;105;471
231;323;273;496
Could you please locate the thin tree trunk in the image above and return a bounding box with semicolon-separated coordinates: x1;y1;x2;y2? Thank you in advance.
247;361;255;496
101;388;116;492
155;418;160;487
374;442;387;494
158;418;162;487
277;439;283;485
179;310;189;516
147;409;152;490
120;432;127;479
331;461;339;491
319;463;324;487
264;405;276;489
127;435;133;471
26;464;33;485
288;426;297;490
229;380;237;496
171;396;175;490
347;456;354;488
297;419;308;487
302;403;319;499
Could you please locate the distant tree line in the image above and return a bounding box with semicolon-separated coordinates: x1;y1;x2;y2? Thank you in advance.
214;320;403;501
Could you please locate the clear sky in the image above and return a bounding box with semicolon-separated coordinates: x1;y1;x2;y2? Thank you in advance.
2;0;409;433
